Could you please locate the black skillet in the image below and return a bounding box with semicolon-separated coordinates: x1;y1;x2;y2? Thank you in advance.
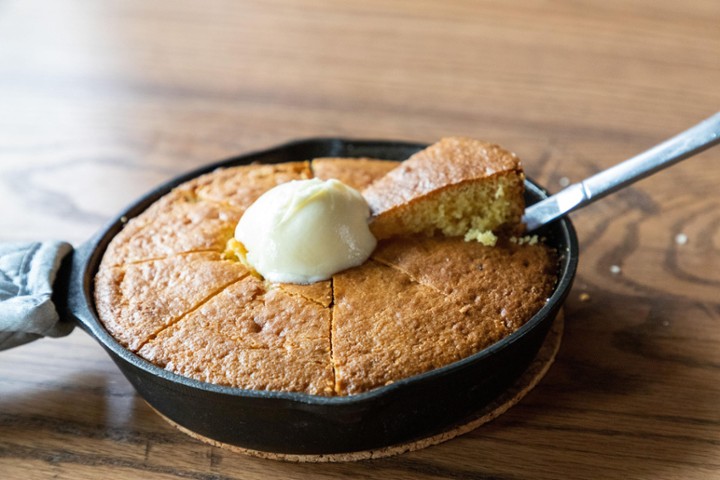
49;137;579;456
54;108;720;455
56;111;720;455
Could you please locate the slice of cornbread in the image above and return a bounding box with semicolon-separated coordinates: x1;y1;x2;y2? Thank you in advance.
371;236;558;332
138;277;335;396
94;252;248;351
100;190;241;268
362;137;525;244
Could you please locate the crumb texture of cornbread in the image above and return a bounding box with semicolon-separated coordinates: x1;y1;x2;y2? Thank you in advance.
94;150;557;396
362;137;525;241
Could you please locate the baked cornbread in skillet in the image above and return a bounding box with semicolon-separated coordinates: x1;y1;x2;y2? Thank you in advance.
94;139;557;396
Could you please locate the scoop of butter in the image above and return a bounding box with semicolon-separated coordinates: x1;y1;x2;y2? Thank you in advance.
235;178;377;284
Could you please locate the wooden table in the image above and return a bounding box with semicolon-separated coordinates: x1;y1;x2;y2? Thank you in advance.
2;1;719;478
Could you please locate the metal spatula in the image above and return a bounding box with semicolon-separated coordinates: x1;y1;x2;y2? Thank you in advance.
523;112;720;232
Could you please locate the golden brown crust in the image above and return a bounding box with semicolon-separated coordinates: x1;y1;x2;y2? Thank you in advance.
100;162;312;269
311;158;399;191
362;137;525;240
372;236;558;332
332;237;557;395
279;281;333;308
364;138;521;212
192;162;312;209
138;279;335;395
331;260;495;394
100;189;241;268
94;252;248;352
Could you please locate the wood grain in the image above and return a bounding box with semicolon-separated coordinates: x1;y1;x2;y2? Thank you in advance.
1;0;719;478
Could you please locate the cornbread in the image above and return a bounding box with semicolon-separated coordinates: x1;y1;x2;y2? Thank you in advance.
94;142;557;396
94;252;247;351
363;137;525;243
101;162;312;267
312;157;399;190
333;237;556;394
138;276;335;395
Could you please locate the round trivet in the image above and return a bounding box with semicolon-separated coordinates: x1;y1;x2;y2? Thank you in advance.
154;311;564;462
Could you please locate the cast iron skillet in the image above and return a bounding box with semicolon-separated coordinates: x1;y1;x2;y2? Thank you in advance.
53;138;578;455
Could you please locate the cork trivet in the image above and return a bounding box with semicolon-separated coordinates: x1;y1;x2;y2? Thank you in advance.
155;312;563;463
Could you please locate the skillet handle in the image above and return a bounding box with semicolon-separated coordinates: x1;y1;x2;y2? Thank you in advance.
0;241;75;350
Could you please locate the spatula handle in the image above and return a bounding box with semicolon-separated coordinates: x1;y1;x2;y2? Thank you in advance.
523;112;720;232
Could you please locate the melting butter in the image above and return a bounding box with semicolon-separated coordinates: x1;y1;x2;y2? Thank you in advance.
235;178;376;284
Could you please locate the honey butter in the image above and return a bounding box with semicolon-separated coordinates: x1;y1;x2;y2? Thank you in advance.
234;178;376;284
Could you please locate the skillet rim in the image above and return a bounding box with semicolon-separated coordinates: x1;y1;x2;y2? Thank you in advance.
68;137;579;407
